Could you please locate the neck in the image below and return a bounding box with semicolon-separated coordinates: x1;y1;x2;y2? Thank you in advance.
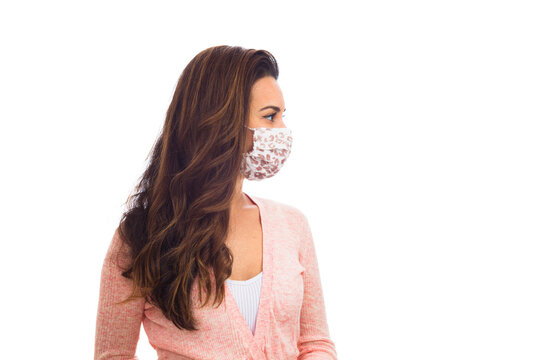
230;174;247;215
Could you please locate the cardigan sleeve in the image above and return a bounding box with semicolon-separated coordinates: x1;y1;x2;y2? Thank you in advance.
94;228;146;360
297;212;338;359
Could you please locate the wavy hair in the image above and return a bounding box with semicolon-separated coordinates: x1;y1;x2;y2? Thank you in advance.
113;45;279;331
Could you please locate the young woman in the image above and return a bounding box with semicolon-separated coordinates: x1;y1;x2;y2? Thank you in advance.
94;45;337;360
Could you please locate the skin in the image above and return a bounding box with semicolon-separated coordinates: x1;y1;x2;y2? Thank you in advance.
226;75;287;281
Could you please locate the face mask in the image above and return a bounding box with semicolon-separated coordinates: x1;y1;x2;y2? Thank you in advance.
241;126;293;181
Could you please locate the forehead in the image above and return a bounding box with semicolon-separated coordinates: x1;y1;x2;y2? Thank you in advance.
250;76;284;107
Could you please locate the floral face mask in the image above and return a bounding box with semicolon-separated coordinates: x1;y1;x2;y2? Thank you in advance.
241;126;293;181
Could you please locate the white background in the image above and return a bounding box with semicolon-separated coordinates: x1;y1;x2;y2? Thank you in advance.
1;0;539;359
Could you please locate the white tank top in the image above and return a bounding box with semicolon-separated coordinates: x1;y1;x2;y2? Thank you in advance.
225;271;263;334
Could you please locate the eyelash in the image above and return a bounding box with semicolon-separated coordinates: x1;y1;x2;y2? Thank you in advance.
264;113;277;122
264;112;286;122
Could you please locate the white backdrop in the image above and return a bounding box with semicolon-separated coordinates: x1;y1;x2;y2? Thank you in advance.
1;0;539;359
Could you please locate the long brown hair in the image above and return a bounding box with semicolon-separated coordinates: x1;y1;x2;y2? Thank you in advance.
113;45;279;331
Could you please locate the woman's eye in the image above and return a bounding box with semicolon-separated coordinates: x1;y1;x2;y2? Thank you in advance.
264;112;277;122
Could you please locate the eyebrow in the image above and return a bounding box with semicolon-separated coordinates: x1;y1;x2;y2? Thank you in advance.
259;105;286;112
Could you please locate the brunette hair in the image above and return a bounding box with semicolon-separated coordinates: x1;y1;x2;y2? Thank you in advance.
113;45;279;331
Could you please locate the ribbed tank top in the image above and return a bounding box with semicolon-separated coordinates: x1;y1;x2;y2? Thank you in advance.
225;271;263;335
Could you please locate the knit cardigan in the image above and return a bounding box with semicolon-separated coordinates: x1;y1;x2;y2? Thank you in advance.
94;193;338;359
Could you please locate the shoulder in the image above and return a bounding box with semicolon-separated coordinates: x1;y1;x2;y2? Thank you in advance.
104;226;133;268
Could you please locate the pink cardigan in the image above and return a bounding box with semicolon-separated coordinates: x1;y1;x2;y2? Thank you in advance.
94;193;338;359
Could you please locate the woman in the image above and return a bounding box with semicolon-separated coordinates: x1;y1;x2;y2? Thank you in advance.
94;45;338;360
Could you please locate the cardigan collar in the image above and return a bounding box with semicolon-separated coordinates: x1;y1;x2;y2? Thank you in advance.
223;192;273;359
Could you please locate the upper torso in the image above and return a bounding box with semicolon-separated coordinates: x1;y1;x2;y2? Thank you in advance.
94;194;338;360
